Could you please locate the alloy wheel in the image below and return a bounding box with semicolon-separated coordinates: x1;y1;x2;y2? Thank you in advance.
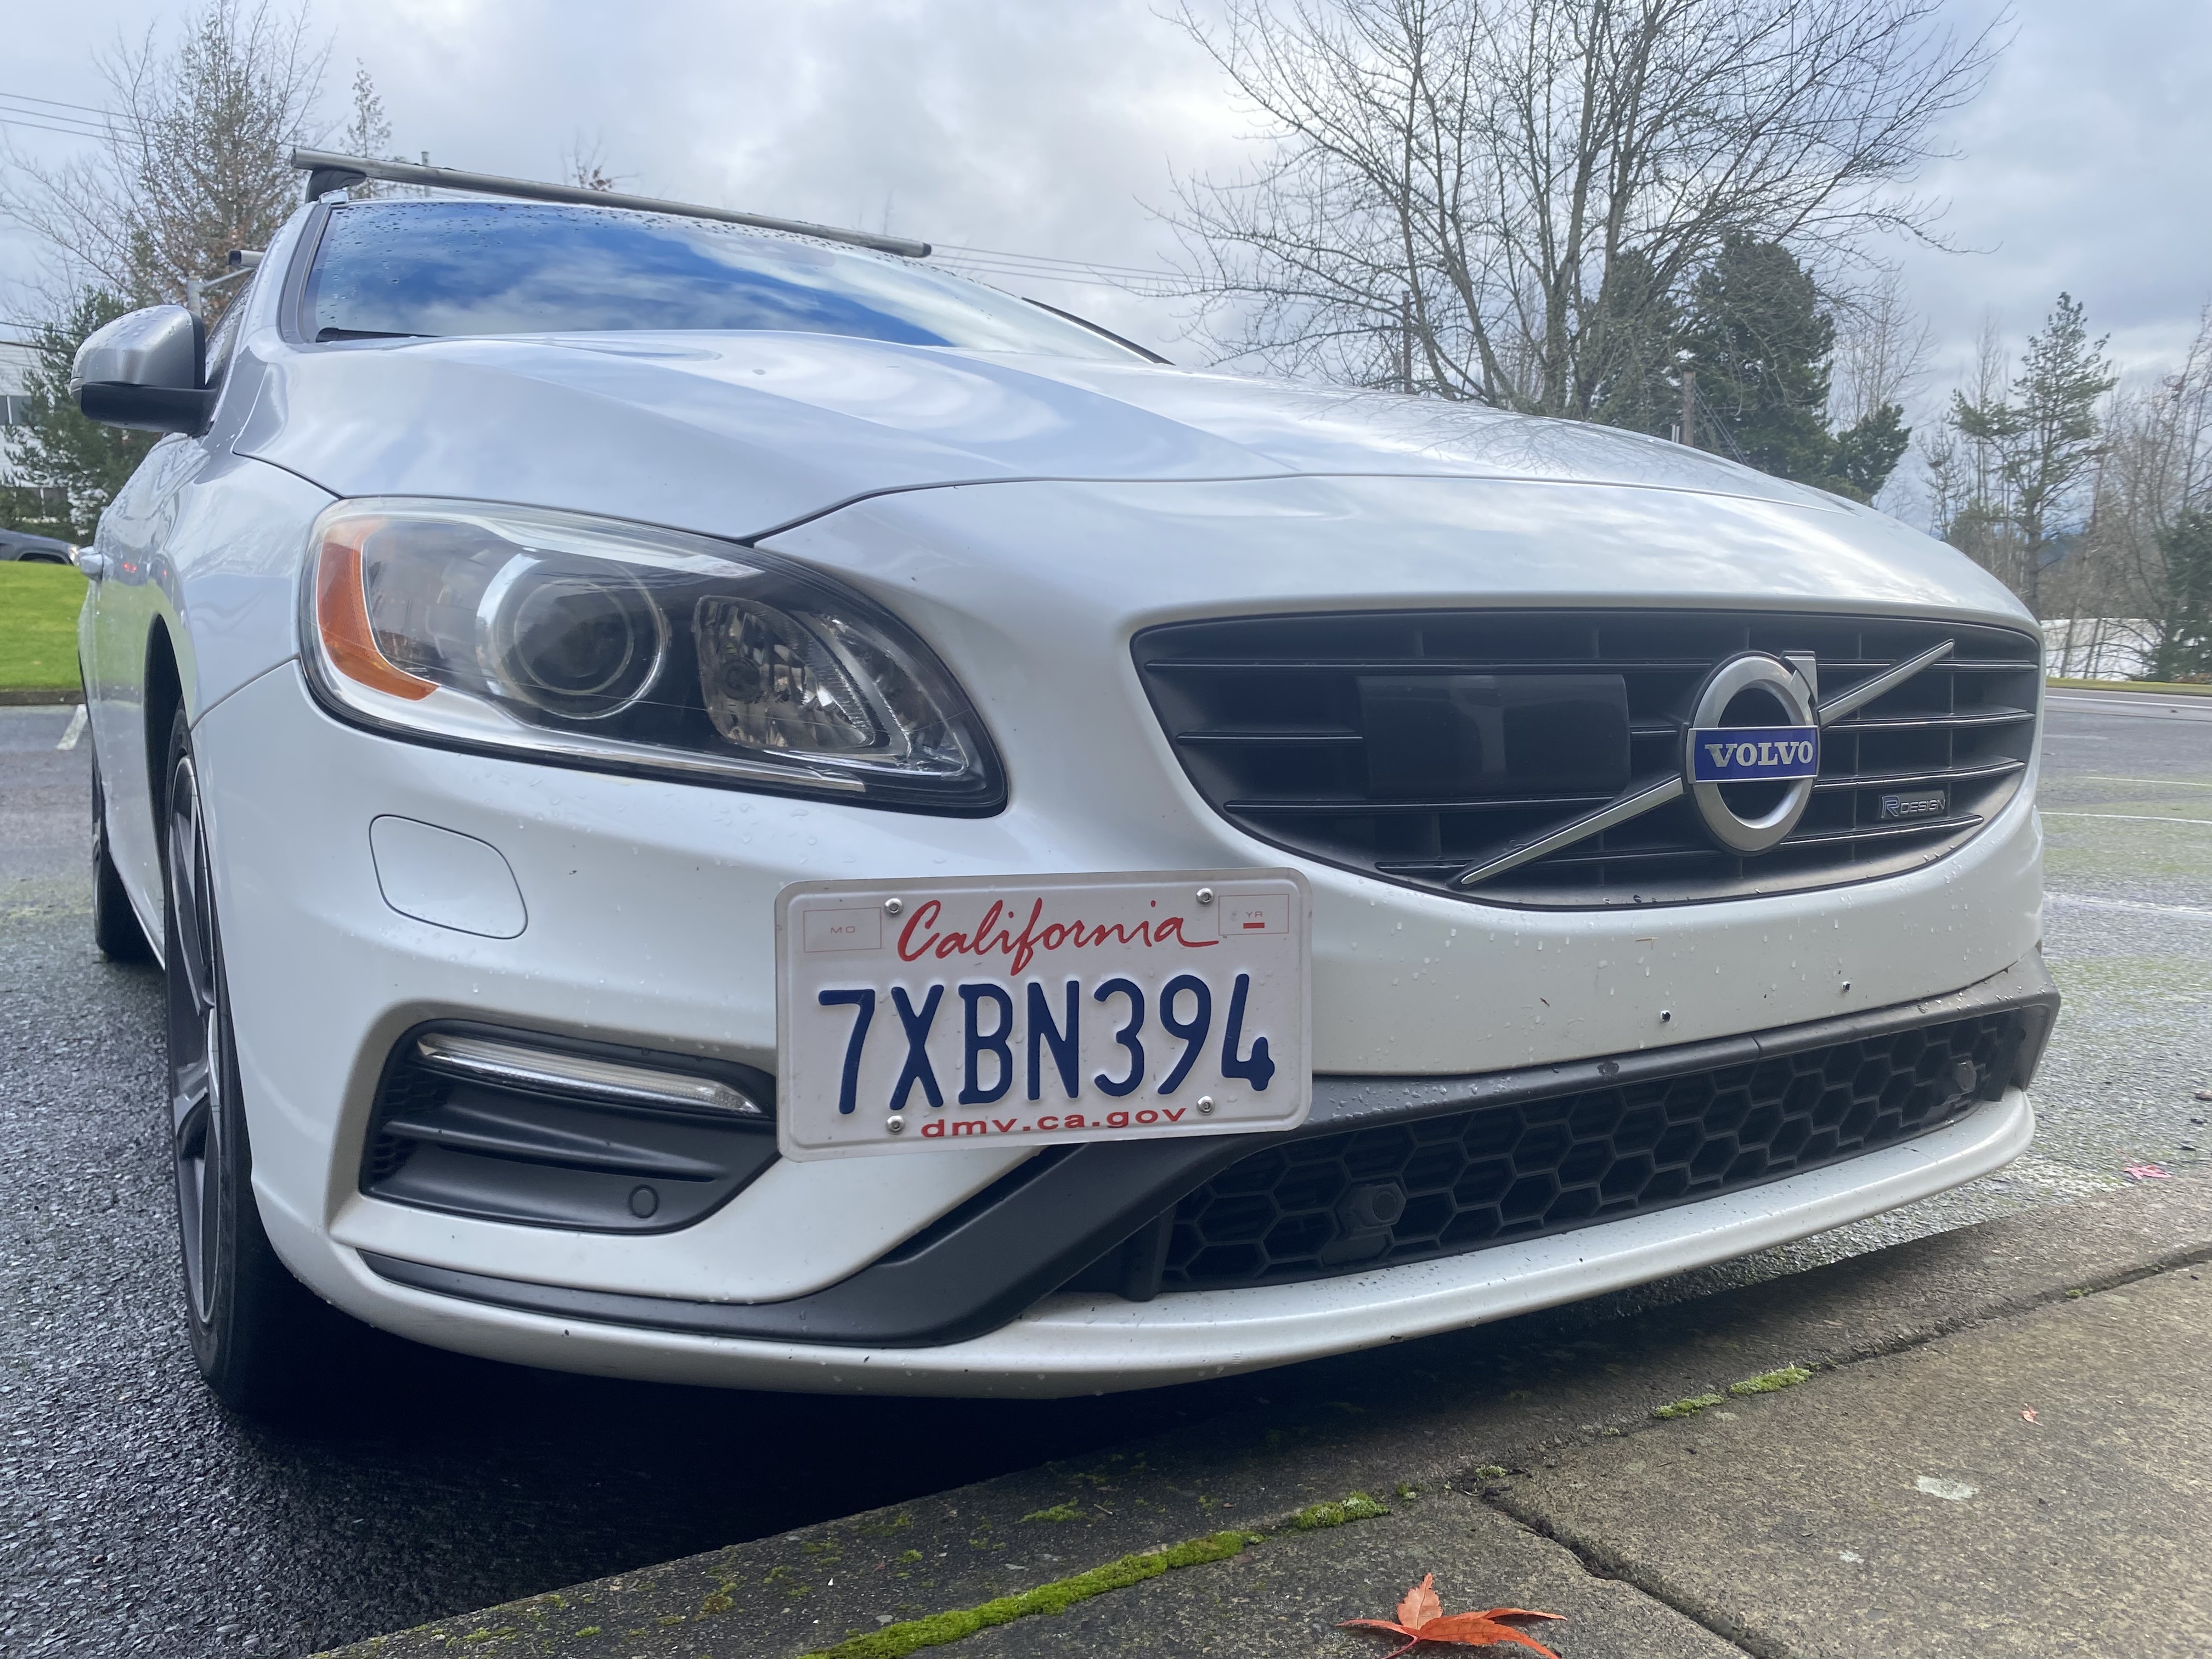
166;750;224;1325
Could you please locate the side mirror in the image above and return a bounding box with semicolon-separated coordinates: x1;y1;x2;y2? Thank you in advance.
72;305;216;435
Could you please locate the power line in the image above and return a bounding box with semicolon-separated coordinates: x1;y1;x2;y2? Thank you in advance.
0;91;111;116
940;259;1176;290
935;257;1181;298
942;264;1179;297
933;244;1181;295
0;112;112;142
935;242;1172;282
0;92;115;136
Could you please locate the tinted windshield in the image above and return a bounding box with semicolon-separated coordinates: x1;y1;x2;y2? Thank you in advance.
303;200;1136;359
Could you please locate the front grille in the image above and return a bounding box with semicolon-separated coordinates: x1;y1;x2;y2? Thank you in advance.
1160;1009;2032;1293
1135;610;2040;907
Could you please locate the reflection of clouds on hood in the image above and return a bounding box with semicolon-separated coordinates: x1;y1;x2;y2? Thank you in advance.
1017;360;1833;505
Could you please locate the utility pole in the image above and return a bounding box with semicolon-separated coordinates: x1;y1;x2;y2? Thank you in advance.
1677;351;1697;450
183;249;263;324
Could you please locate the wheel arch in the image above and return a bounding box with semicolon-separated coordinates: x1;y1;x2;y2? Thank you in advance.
144;619;185;857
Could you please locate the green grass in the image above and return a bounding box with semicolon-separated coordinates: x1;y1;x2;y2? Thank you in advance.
0;563;87;692
2047;675;2212;697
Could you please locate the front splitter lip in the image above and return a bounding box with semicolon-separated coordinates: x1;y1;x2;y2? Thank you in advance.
331;1086;2033;1398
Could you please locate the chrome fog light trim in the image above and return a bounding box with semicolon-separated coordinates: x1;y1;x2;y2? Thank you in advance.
413;1031;766;1118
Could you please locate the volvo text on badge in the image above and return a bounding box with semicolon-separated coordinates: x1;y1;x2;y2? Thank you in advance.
1689;725;1821;783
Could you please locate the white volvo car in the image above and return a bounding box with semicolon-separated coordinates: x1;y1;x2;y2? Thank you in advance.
72;161;2056;1414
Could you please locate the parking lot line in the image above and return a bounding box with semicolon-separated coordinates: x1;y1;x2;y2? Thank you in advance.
2040;810;2212;826
2046;891;2212;922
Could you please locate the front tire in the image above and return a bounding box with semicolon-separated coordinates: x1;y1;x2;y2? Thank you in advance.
162;709;342;1416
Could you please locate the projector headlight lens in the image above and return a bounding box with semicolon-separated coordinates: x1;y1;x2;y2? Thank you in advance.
301;499;1002;810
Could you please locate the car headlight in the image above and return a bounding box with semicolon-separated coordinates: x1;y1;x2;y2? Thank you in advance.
299;499;1004;811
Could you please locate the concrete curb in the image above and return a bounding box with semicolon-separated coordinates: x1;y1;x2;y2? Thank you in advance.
0;687;82;706
313;1175;2212;1659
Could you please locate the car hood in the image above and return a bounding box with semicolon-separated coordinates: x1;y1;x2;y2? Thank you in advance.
234;328;1838;541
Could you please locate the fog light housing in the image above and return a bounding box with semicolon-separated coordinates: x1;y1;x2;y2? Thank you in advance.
363;1024;777;1233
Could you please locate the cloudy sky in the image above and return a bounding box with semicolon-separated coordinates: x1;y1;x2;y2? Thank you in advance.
4;0;2209;458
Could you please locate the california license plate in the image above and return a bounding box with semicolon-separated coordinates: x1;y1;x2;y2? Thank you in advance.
776;870;1312;1160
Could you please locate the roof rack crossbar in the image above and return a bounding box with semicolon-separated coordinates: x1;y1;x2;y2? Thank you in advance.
286;149;931;259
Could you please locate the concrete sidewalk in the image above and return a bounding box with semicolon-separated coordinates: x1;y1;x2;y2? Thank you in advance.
318;1176;2212;1659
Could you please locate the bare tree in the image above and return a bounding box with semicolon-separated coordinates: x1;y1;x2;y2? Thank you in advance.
1830;264;1931;431
1926;318;2020;592
343;61;389;162
0;3;390;539
1163;0;1997;415
2073;312;2212;675
561;134;624;194
0;0;330;310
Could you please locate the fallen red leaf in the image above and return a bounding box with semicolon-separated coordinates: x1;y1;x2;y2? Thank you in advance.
1341;1573;1566;1657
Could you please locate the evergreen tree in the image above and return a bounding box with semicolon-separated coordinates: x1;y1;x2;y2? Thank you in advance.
1584;250;1684;437
2150;509;2212;681
1950;293;2115;615
1680;238;1837;482
1667;238;1910;502
0;291;157;543
1829;401;1912;501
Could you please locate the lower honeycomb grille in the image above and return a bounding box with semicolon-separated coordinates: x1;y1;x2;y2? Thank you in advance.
1160;1010;2031;1293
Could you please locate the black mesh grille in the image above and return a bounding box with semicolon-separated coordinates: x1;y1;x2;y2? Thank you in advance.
1135;609;2041;907
1161;1010;2029;1293
365;1067;447;1183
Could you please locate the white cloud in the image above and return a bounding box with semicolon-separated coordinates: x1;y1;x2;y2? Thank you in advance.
4;0;2205;388
1893;0;2212;382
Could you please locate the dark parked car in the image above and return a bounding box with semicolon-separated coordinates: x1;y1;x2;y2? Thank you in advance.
0;526;77;564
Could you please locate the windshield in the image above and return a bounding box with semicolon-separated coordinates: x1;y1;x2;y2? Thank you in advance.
302;200;1138;359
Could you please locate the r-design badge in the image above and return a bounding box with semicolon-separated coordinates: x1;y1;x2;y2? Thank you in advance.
1683;654;1820;853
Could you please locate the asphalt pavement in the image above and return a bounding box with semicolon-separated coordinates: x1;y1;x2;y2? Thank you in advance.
3;687;2209;1659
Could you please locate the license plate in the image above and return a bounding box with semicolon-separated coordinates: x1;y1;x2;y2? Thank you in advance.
776;870;1312;1160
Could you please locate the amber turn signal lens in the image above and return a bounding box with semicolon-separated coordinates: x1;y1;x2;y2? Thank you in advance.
314;518;435;701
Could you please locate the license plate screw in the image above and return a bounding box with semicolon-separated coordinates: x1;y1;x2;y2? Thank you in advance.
1197;1095;1215;1114
884;898;904;916
1195;887;1215;905
886;1114;906;1133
